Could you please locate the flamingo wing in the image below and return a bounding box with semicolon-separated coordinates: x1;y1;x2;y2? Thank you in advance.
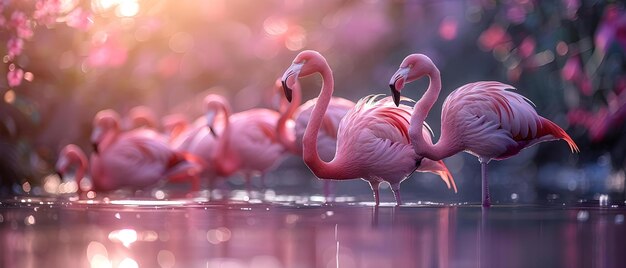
442;81;577;159
229;109;287;172
335;95;418;180
101;133;173;187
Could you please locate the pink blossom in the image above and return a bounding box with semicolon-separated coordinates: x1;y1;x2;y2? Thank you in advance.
562;56;592;96
11;11;33;39
87;37;128;68
10;11;27;27
595;5;626;54
7;37;24;58
518;37;535;58
7;68;24;87
506;5;527;24
439;17;458;41
66;7;93;31
478;24;511;51
34;0;62;25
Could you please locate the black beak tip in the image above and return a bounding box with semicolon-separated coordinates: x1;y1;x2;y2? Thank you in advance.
390;86;401;107
281;80;293;103
209;126;218;138
92;143;99;154
56;171;63;178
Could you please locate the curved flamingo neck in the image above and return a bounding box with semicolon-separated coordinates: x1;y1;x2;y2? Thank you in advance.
213;100;237;176
302;63;350;179
409;65;457;160
99;126;119;152
277;82;302;155
68;148;88;192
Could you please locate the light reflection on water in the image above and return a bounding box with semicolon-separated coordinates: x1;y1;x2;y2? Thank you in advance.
0;193;625;267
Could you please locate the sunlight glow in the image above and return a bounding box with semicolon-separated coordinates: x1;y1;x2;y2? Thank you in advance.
263;16;288;36
87;241;111;268
3;90;15;104
118;258;138;268
157;250;176;268
109;199;188;206
116;1;139;17
108;229;138;248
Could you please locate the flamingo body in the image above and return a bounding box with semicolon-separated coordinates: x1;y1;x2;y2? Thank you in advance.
91;110;201;192
227;108;286;174
390;53;579;206
205;95;288;190
439;81;578;161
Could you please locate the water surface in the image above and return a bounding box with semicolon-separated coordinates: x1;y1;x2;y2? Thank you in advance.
1;192;624;268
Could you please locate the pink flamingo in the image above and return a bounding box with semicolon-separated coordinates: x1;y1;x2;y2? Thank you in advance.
162;113;192;146
91;109;201;192
275;79;355;198
55;144;89;192
161;100;228;190
204;94;287;191
281;50;456;206
123;105;159;131
389;53;579;207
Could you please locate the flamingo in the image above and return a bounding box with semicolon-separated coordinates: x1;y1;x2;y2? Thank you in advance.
55;144;89;192
204;94;287;192
275;79;355;198
124;105;159;131
281;50;456;206
389;53;579;207
91;109;201;192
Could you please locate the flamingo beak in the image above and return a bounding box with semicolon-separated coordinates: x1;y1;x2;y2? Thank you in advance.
281;62;304;103
209;126;217;138
389;66;410;107
90;127;103;153
56;170;63;179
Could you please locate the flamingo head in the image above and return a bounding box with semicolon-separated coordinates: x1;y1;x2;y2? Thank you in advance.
389;54;436;106
55;144;81;179
281;50;328;102
91;109;121;153
125;105;158;130
162;113;189;136
55;153;69;179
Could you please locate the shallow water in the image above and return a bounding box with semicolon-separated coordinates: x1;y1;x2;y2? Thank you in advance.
1;192;625;268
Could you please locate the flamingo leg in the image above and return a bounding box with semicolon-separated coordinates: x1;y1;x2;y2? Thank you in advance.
323;180;330;202
391;183;402;206
190;174;200;192
245;173;252;195
259;174;266;189
481;161;491;207
368;181;381;206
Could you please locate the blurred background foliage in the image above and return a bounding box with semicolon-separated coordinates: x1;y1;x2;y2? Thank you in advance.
0;0;624;203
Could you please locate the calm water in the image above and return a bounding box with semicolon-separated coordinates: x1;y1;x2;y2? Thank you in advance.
0;191;625;268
